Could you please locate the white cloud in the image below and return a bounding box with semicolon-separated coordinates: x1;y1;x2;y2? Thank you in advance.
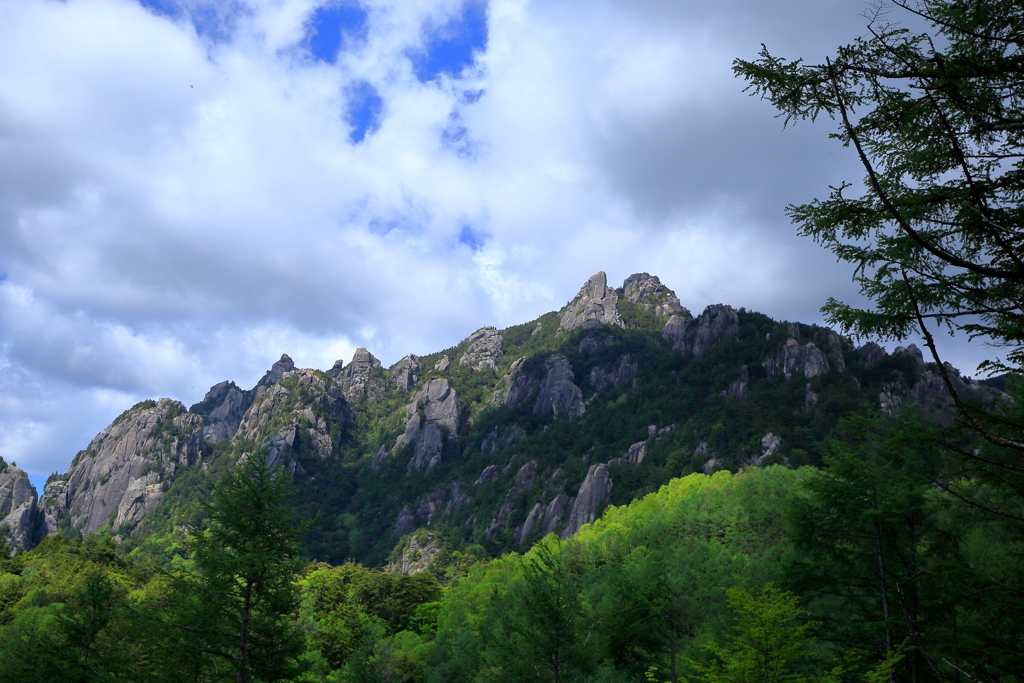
0;0;996;479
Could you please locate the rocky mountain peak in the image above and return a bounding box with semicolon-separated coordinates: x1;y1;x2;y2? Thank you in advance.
390;354;424;392
559;271;625;331
621;272;688;317
257;354;296;391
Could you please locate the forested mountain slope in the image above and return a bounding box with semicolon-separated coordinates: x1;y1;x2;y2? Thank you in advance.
1;271;1004;566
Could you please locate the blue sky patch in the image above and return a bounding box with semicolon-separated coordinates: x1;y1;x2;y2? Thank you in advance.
411;1;488;82
307;3;368;63
139;1;242;43
346;81;383;143
458;225;488;251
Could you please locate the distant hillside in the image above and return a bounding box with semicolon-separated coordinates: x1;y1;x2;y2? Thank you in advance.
1;271;1005;565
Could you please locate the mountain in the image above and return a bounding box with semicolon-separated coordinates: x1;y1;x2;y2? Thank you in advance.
1;271;1005;564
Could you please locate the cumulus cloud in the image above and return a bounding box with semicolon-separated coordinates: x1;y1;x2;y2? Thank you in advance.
0;0;989;483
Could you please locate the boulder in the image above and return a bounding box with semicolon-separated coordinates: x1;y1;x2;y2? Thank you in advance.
559;271;625;331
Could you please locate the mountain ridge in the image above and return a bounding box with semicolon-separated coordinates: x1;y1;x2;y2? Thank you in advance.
1;271;1005;565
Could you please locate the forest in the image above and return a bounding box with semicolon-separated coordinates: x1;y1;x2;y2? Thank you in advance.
2;0;1024;681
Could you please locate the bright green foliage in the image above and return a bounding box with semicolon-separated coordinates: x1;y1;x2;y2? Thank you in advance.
168;455;308;683
478;537;597;683
691;584;816;683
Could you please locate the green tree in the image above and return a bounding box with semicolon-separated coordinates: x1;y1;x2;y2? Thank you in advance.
480;538;596;683
171;455;307;683
733;1;1024;451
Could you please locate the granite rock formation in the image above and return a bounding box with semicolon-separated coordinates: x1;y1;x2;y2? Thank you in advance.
534;355;585;420
763;339;831;380
662;304;739;358
390;355;424;392
621;272;688;316
459;327;503;371
561;463;612;538
394;378;462;471
0;460;37;551
197;381;253;443
38;398;204;538
559;271;625;331
329;348;385;402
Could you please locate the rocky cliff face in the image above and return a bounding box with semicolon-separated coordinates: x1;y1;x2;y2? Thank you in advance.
392;378;462;471
559;271;625;331
662;304;739;358
459;327;503;371
329;348;385;402
0;459;37;551
38;398;204;538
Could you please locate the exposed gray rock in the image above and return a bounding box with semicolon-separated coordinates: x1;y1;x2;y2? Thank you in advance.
578;332;615;355
371;444;388;470
393;505;416;537
434;356;450;373
393;378;462;471
663;304;739;358
386;530;442;575
485;460;539;538
589;354;638;392
823;329;846;374
0;460;38;551
559;271;625;331
858;342;886;368
198;381;253;443
621;272;688;316
235;367;346;469
254;354;295;399
480;424;526;455
764;339;830;381
331;348;385;402
608;440;648;467
804;383;819;413
723;365;749;400
541;493;570;536
38;398;205;538
459;327;503;371
760;433;781;461
534;355;585;420
475;464;499;486
562;463;612;538
390;354;424;392
517;503;544;544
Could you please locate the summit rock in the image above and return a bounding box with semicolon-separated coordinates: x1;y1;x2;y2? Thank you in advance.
559;271;625;331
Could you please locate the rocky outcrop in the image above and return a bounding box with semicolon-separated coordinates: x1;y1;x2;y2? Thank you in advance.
38;399;205;538
858;342;886;368
393;378;462;471
197;381;253;443
480;424;526;455
329;348;385;402
386;530;442;575
501;357;539;408
589;354;638;392
434;356;450;373
516;491;571;544
608;440;648;468
534;355;585;420
254;354;295;399
459;327;503;371
486;460;538;538
723;365;749;400
390;354;424;392
0;460;38;551
621;273;688;316
561;463;612;538
559;271;625;331
662;304;739;358
764;339;830;381
235;367;347;470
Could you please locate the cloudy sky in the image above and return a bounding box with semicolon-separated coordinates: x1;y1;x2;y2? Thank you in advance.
0;0;984;488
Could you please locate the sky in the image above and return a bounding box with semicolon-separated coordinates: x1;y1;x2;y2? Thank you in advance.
0;0;990;490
